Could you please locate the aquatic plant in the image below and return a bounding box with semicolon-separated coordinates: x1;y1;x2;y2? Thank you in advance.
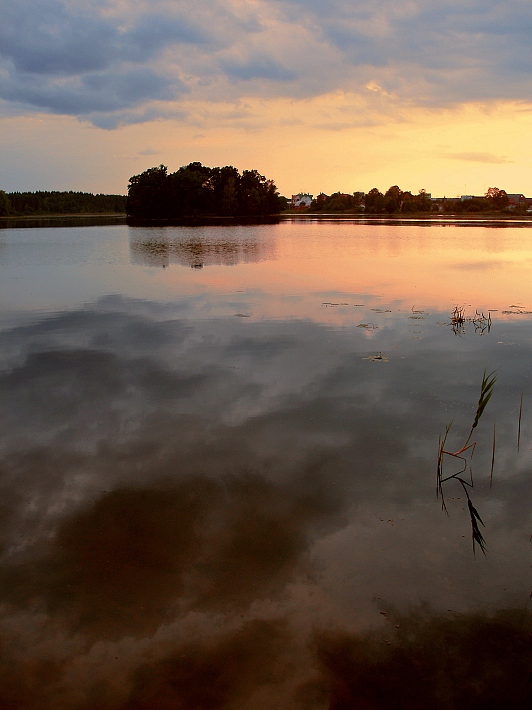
449;306;491;336
437;370;497;554
466;369;497;445
518;392;523;452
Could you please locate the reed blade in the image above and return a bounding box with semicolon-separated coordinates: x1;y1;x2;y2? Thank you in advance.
468;499;486;555
518;392;523;453
490;420;496;489
465;369;497;445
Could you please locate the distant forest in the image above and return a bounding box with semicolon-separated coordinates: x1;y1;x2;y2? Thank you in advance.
127;163;281;218
0;190;126;216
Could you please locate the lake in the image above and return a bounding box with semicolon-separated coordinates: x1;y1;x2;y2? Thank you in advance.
2;218;532;708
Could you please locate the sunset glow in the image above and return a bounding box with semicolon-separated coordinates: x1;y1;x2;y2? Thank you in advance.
2;0;532;196
128;222;532;321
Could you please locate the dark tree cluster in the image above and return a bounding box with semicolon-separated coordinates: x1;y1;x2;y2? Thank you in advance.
310;192;364;212
443;188;510;213
308;186;433;214
1;191;126;216
364;186;433;214
0;191;10;217
127;163;282;218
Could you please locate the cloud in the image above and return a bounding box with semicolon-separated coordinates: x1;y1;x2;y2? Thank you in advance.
1;295;532;706
220;55;297;82
448;151;514;164
138;147;159;156
306;610;532;709
0;67;182;117
1;0;532;126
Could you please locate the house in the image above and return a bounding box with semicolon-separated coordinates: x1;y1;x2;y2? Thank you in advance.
290;193;313;209
506;194;526;207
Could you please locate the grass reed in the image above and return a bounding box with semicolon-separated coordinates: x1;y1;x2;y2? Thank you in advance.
490;420;496;489
464;369;497;446
449;306;491;336
437;370;497;553
518;392;523;452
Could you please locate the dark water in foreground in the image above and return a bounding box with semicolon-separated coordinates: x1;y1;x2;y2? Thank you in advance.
2;219;532;708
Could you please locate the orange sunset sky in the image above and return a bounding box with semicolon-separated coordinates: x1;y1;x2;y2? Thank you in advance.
2;0;532;198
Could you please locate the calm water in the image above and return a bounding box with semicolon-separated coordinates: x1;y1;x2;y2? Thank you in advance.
2;219;532;708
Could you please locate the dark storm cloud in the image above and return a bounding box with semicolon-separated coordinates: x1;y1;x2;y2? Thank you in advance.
1;0;532;125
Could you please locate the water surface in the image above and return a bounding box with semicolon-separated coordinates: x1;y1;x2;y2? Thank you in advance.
2;219;532;708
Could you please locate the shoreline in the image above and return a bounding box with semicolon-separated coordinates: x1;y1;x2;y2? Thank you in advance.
281;211;532;221
2;212;532;229
0;212;126;220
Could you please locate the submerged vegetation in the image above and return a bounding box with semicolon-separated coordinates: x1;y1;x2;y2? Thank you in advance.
127;163;282;219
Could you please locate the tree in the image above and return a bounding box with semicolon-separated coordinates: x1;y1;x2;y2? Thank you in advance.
0;190;11;216
127;163;281;218
364;188;385;213
384;185;403;213
485;187;509;210
127;165;169;218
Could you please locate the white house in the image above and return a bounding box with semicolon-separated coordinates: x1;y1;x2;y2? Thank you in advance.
290;193;313;208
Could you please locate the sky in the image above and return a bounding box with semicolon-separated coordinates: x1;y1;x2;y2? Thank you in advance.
2;0;532;197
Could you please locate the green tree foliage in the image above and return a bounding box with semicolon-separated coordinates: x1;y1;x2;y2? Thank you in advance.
4;191;126;215
127;163;282;218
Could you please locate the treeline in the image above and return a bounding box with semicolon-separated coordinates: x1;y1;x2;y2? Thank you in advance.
303;186;517;214
443;188;510;213
127;163;281;218
0;191;126;216
309;186;433;213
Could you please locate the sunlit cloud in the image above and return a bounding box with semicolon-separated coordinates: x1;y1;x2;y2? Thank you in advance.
2;0;532;193
448;152;514;164
2;0;532;125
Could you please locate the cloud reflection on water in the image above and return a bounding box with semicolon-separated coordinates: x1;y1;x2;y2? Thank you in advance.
1;295;532;707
